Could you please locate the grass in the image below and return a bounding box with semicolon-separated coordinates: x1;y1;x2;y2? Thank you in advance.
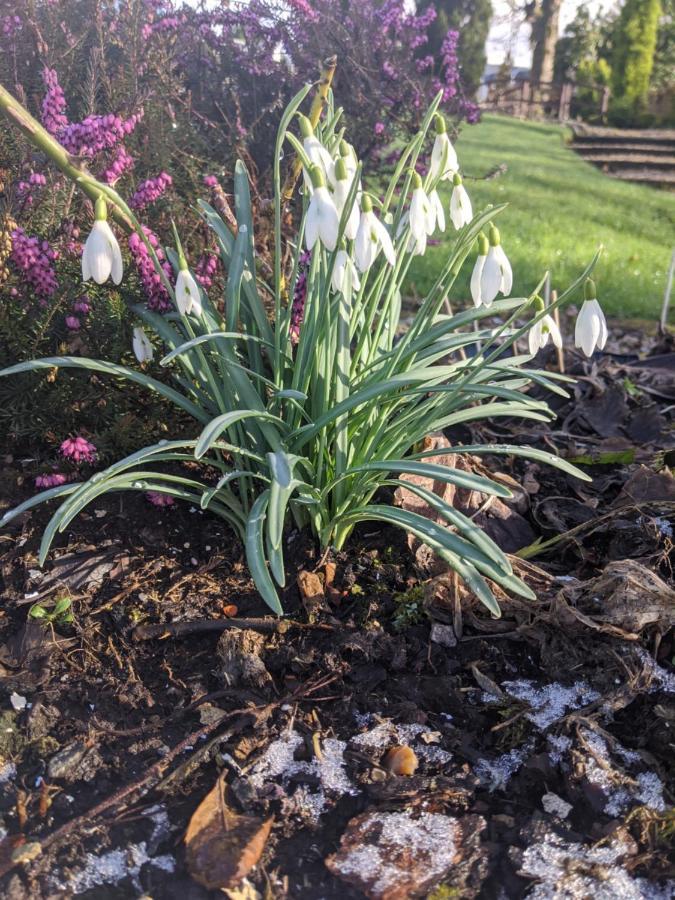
408;114;675;320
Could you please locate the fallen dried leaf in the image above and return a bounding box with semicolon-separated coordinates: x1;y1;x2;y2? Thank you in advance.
185;776;272;890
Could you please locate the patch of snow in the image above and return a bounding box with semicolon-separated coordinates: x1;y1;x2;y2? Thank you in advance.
474;739;536;791
634;648;675;694
502;679;600;730
0;762;16;784
330;810;458;896
53;843;175;895
547;734;573;765
353;720;453;768
581;729;665;817
520;830;674;899
541;792;573;819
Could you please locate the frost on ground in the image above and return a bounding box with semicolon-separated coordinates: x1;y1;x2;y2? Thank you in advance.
501;679;600;730
520;830;675;900
578;728;666;817
474;740;536;791
50;806;174;895
634;647;675;694
326;809;460;899
352;716;453;767
248;729;357;821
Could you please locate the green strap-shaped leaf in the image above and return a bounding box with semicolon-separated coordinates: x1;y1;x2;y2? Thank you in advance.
245;491;283;615
195;410;287;459
411;443;592;482
328;459;512;499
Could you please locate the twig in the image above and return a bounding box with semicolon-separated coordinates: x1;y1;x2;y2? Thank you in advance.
132;616;338;641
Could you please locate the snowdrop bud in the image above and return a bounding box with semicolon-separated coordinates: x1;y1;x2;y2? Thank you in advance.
470;232;489;308
430;114;458;182
408;171;434;256
298;115;313;139
175;258;203;316
450;173;473;230
132;325;153;363
82;195;123;285
528;295;562;356
355;195;396;272
331;248;361;294
333;158;359;240
305;166;339;251
575;278;608;357
300;115;334;191
479;224;513;304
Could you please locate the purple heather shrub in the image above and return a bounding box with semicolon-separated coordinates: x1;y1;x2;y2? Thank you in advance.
1;14;22;39
195;252;219;289
60;436;97;464
72;298;91;314
65;315;80;330
41;67;69;135
35;472;69;489
60;110;143;157
130;171;173;210
10;228;59;298
102;146;135;185
16;172;48;206
128;226;174;312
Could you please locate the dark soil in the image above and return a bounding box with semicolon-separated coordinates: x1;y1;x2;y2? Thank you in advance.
0;323;674;899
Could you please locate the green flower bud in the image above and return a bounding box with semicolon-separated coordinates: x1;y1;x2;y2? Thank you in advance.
335;157;349;181
94;194;108;221
339;139;350;158
584;277;596;301
477;232;489;256
488;224;500;247
452;172;462;187
433;113;447;135
298;114;313;139
533;295;545;313
309;164;325;189
361;194;373;213
411;170;423;190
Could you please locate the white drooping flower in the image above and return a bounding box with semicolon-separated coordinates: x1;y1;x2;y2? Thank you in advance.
430;114;459;182
132;326;153;363
305;165;340;252
470;232;489;308
333;157;360;241
82;195;123;285
354;195;396;272
528;300;563;355
449;173;473;230
299;114;335;191
479;224;513;306
331;248;361;294
175;255;203;315
575;279;608;356
339;140;358;181
429;189;445;233
408;172;434;256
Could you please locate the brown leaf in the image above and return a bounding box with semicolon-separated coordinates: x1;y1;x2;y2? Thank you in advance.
185;777;272;890
297;570;324;621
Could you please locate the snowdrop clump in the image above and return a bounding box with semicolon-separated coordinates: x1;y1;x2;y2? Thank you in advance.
1;79;603;615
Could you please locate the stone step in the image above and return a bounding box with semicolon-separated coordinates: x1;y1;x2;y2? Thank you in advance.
610;169;675;186
573;142;675;155
577;152;675;168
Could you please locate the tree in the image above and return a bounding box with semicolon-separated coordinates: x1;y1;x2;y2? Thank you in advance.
417;0;493;95
554;6;604;81
611;0;662;111
528;0;563;88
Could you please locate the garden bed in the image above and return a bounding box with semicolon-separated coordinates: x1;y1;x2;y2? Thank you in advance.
0;323;673;899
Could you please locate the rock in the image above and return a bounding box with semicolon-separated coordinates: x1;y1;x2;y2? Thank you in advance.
216;629;271;689
47;740;103;782
541;792;573;819
325;809;486;899
430;622;457;649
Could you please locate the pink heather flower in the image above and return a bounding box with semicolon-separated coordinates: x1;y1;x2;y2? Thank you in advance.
102;146;135;184
60;110;143;157
146;491;174;507
16;172;47;206
41;67;68;135
35;472;68;489
203;174;218;188
128;226;173;312
130;172;172;210
374;122;386;136
289;251;311;345
65;315;80;330
195;252;219;289
60;436;97;464
10;228;58;298
72;298;91;314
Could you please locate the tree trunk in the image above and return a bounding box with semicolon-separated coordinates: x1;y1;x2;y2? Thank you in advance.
530;0;563;115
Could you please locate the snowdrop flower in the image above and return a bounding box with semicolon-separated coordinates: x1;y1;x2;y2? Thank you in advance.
82;195;123;285
528;297;562;355
430;114;458;182
429;189;445;233
470;232;489;307
333;158;360;240
331;248;360;294
449;173;473;230
474;224;512;307
355;195;396;272
132;326;153;363
408;172;434;255
575;278;608;356
299;115;334;191
305;165;339;252
175;255;202;316
339;140;358;181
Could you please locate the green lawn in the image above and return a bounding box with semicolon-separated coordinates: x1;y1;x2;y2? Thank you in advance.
408;114;675;319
